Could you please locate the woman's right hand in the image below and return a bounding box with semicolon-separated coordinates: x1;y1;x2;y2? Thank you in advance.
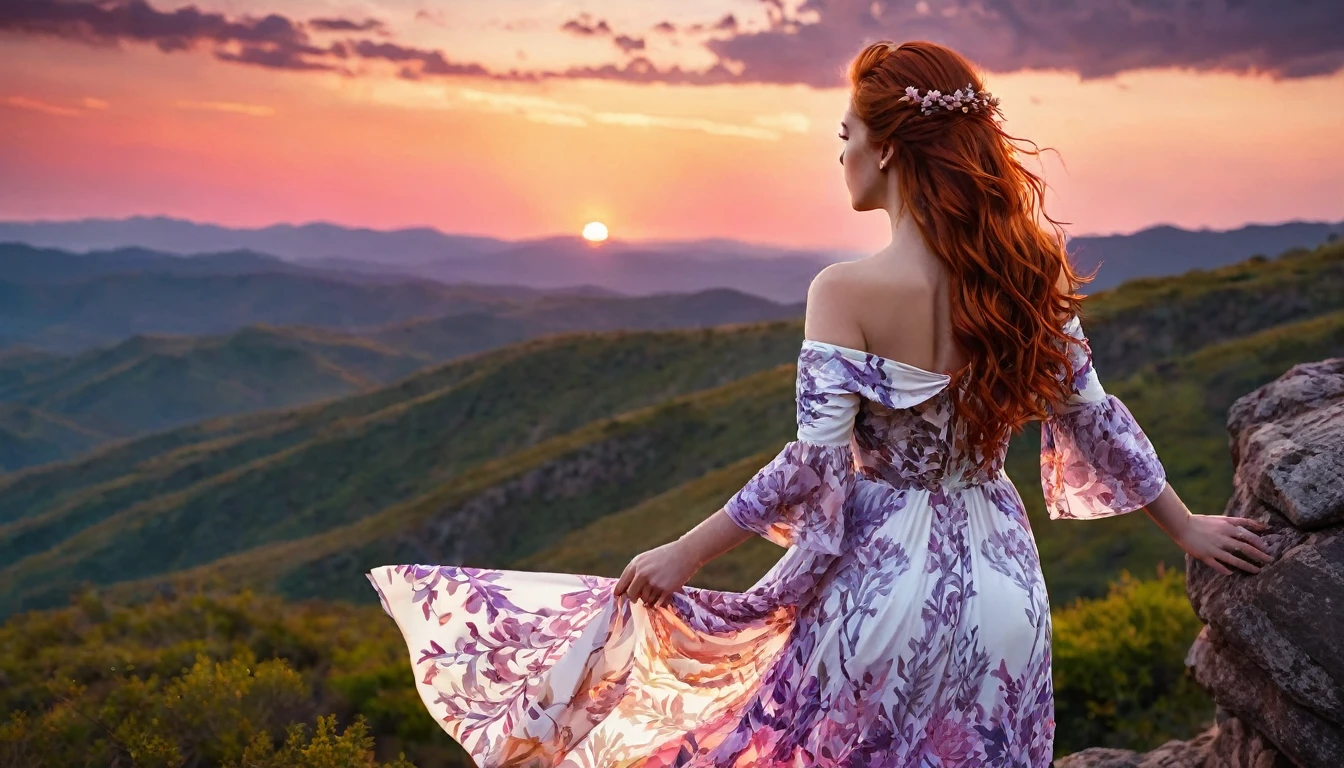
1175;514;1275;575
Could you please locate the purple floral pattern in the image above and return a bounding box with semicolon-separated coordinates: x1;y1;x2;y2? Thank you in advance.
1040;316;1168;519
722;440;854;554
368;316;1164;766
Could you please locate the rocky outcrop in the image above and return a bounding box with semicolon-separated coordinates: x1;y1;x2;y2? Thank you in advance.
1058;358;1344;768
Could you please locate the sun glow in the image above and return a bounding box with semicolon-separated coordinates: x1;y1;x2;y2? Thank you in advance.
582;221;609;242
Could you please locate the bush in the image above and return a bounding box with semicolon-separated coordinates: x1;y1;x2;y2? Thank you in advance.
1051;564;1213;755
0;588;465;767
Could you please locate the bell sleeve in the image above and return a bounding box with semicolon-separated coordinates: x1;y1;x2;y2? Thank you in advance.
721;345;860;555
1040;315;1168;520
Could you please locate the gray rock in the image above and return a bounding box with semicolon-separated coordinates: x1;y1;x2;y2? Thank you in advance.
1187;625;1342;766
1055;722;1215;767
1227;359;1344;529
1186;485;1344;724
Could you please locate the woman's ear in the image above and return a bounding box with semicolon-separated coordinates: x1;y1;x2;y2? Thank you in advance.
880;142;895;170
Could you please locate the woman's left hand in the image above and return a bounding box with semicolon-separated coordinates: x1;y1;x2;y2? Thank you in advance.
614;539;701;608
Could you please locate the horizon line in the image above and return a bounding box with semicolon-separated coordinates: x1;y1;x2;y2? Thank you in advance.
1;212;1341;252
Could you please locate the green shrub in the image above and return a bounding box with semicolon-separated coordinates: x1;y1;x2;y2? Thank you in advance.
1052;564;1212;755
0;588;464;767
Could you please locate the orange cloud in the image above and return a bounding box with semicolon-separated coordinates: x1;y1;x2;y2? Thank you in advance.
176;100;275;117
3;95;81;116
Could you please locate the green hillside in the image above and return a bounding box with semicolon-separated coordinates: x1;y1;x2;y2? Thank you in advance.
57;292;1344;615
0;323;804;615
0;327;429;461
1080;242;1344;374
369;288;803;360
0;404;107;474
518;309;1344;601
1;241;1341;620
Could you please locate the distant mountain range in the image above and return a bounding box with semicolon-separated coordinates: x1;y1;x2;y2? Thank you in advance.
0;217;843;303
4;215;1339;298
0;239;1341;621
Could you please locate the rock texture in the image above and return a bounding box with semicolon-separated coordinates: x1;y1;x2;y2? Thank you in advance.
1058;358;1344;768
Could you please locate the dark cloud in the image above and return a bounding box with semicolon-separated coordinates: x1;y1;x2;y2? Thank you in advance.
683;13;739;34
346;39;427;64
559;14;646;57
1;0;301;48
702;0;1344;88
0;0;343;71
5;0;1336;90
346;40;489;79
560;16;612;37
216;43;339;72
309;17;385;34
614;34;644;54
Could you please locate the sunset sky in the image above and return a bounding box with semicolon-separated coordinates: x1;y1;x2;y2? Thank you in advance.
2;0;1342;253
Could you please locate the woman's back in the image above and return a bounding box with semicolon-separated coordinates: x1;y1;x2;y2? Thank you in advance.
806;246;970;379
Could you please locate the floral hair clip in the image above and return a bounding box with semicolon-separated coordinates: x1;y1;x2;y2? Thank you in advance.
899;83;1001;116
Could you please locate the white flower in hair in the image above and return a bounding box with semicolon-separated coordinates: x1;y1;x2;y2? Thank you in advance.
899;82;1001;116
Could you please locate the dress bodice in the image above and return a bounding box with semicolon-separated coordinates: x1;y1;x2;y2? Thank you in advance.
799;340;1005;493
721;315;1167;557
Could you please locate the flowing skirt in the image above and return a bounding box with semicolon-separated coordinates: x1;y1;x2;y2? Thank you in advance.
366;474;1055;767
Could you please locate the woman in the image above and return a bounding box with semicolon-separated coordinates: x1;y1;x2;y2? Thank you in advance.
367;40;1274;766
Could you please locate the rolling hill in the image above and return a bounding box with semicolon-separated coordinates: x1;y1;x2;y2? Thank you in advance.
0;327;430;449
0;321;806;615
143;306;1344;613
0;240;1341;619
367;287;802;360
0;404;106;473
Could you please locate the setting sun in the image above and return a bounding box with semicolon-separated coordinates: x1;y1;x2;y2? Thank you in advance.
582;222;609;243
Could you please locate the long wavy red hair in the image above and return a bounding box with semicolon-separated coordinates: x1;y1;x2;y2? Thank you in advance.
848;40;1098;473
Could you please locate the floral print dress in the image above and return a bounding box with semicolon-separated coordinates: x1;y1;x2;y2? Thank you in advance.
366;314;1168;767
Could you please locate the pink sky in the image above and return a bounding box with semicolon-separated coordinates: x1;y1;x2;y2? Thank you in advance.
1;0;1342;253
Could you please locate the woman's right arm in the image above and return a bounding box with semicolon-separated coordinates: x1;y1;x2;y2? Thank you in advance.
678;509;758;574
612;509;753;608
617;276;866;607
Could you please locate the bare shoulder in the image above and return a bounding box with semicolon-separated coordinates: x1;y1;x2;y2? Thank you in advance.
804;262;868;349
